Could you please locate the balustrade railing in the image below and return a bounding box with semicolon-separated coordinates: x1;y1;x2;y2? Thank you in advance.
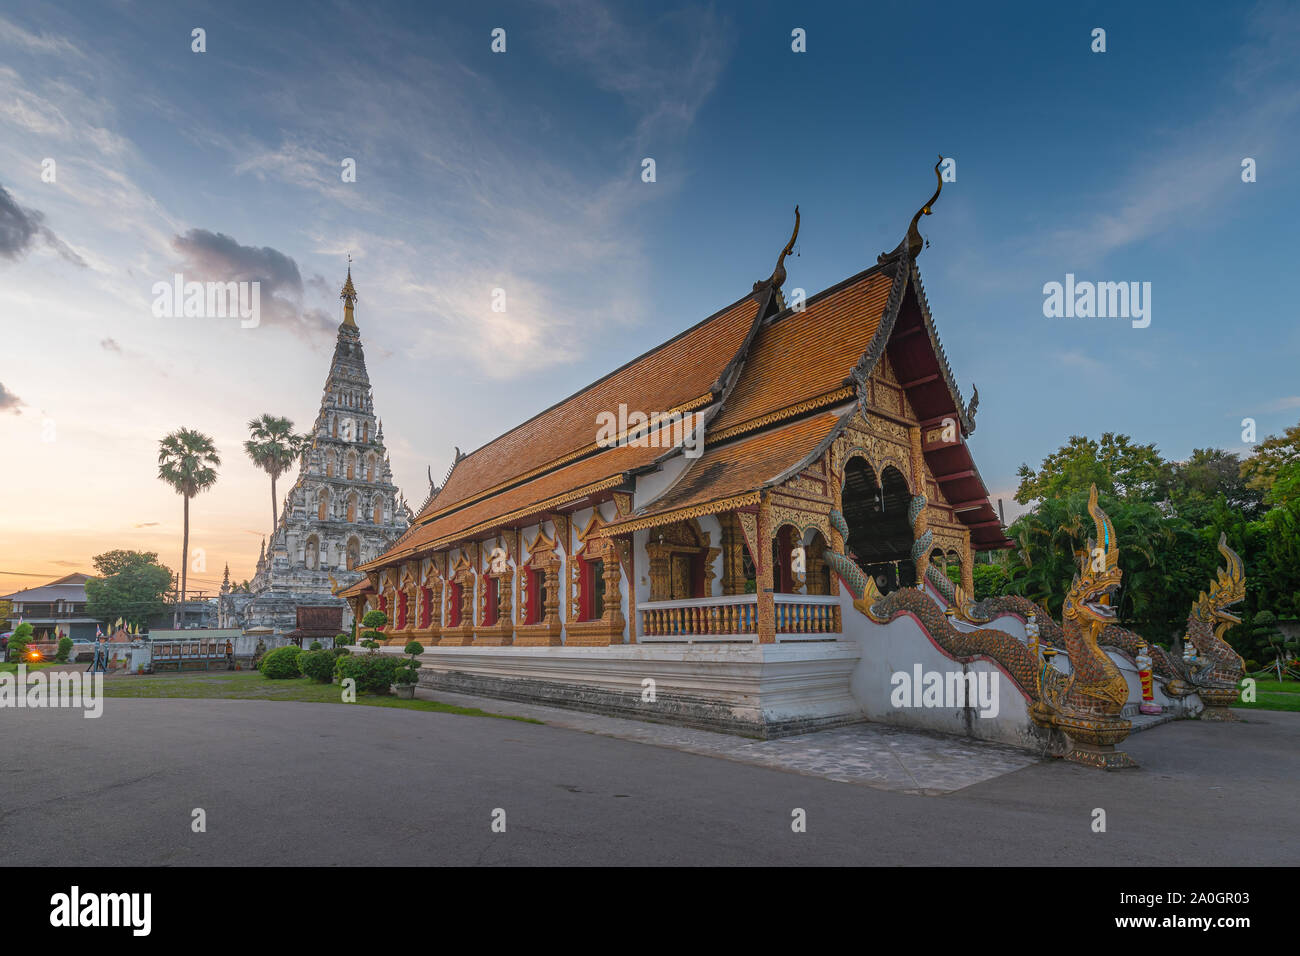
638;593;842;642
773;594;840;639
640;595;758;640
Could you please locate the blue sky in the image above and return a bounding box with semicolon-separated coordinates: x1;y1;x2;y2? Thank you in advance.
1;0;1297;591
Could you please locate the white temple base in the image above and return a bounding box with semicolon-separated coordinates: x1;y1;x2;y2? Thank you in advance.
402;642;863;738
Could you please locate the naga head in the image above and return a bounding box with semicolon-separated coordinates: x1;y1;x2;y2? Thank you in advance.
1062;485;1123;628
1192;533;1246;630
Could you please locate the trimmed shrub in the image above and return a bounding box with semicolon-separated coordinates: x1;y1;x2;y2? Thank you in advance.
56;636;74;662
299;648;335;683
403;640;424;657
331;646;352;658
259;645;302;680
334;653;399;694
309;640;323;651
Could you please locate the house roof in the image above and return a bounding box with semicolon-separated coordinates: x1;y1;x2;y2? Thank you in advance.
2;572;92;602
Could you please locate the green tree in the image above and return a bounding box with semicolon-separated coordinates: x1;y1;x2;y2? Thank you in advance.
1006;489;1196;641
1015;433;1168;505
1163;448;1265;523
972;563;1010;601
243;414;311;531
1240;422;1300;493
84;550;174;630
157;428;221;603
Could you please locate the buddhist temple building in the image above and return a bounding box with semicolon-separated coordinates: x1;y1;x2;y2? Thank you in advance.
341;166;1013;738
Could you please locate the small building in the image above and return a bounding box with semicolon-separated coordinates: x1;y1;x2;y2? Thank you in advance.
2;573;99;641
285;605;345;647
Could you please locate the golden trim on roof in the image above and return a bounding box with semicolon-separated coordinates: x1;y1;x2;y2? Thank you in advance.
413;391;716;527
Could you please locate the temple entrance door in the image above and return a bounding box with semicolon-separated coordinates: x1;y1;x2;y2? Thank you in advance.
840;458;916;593
670;554;694;600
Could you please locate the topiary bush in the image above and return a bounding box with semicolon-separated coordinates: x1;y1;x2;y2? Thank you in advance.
334;653;399;694
56;636;74;662
331;646;352;658
298;648;335;683
309;640;323;651
8;622;33;662
259;645;302;680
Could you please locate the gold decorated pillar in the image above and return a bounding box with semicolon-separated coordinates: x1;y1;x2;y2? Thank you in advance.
757;499;776;644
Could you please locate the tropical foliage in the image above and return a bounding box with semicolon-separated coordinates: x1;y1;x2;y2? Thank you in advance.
998;430;1300;655
157;428;221;602
243;414;311;531
84;550;174;629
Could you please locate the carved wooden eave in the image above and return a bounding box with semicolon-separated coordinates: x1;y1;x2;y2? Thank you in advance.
907;261;977;437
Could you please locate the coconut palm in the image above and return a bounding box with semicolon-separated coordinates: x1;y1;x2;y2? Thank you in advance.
157;428;221;603
244;414;311;531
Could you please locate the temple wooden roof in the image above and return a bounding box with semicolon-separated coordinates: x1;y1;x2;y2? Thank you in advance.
424;294;765;518
360;241;1009;572
604;411;843;531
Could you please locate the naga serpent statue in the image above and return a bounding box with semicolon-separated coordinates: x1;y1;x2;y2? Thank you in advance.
1182;534;1248;718
824;484;1136;768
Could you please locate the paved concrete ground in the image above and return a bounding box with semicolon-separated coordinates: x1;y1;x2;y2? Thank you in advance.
1;699;1294;865
415;687;1042;793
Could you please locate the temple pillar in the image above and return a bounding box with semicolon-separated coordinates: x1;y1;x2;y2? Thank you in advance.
757;501;776;644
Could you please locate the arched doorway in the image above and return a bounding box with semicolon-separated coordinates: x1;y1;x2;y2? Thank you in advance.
840;458;916;593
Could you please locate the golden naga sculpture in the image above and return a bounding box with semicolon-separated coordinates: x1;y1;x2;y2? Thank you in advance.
824;506;1068;750
1092;534;1245;717
1184;533;1248;719
831;486;1137;769
1043;485;1135;768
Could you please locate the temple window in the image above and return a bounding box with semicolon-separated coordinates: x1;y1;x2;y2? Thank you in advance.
447;582;462;627
527;568;547;624
346;493;358;523
318;491;329;521
580;557;606;620
397;591;409;629
346;538;360;570
346;452;356;479
373;498;383;524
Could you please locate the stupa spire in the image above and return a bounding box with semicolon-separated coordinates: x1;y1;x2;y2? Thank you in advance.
341;257;358;328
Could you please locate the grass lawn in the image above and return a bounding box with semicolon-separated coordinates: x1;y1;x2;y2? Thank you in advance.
101;669;541;722
1232;678;1300;713
0;660;65;674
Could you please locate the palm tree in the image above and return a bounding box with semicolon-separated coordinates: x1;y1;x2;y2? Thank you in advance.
244;414;311;531
157;428;221;604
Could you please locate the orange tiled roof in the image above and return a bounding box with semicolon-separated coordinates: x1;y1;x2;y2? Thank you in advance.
337;579;371;599
617;411;842;525
371;426;680;563
709;267;896;436
421;294;763;520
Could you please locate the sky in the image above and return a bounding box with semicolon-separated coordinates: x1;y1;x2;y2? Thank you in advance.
1;0;1298;597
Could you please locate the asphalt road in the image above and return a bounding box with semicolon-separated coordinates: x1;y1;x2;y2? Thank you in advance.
1;699;1294;865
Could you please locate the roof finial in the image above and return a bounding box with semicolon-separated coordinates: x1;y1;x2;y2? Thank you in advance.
879;155;944;264
753;205;800;298
340;255;358;328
